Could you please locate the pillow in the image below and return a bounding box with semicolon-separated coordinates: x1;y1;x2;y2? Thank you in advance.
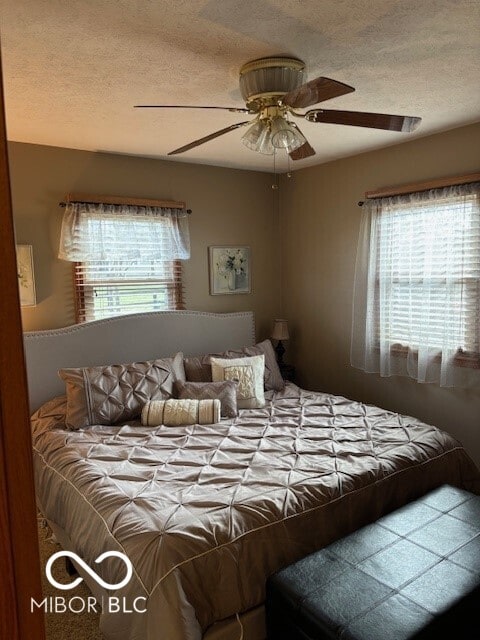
184;339;284;391
175;380;238;418
30;395;67;433
141;398;221;426
59;352;185;430
210;354;265;409
183;355;212;383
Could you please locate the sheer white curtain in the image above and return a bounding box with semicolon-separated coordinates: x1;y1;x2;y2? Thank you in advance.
351;182;480;387
59;202;190;261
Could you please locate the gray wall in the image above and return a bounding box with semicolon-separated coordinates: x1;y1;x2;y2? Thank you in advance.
9;142;281;340
280;122;480;466
9;124;480;467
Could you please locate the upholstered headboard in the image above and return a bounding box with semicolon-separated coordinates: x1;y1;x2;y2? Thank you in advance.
23;310;256;412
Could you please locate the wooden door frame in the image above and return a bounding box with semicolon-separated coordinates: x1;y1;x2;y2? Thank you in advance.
0;48;46;639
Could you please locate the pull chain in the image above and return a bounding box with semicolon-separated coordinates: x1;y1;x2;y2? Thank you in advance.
287;152;292;179
272;149;279;190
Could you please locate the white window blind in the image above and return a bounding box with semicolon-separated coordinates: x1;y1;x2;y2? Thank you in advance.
59;201;190;322
376;191;480;352
351;181;480;387
74;258;184;322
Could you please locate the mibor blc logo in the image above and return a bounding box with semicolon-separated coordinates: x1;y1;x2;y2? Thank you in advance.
31;550;147;614
46;550;133;590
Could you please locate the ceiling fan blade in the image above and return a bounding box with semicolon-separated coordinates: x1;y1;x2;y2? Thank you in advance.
305;109;421;132
288;123;316;160
168;121;251;155
135;105;250;113
283;77;355;109
289;140;316;161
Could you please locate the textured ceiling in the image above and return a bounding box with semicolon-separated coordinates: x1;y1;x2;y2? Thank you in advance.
1;0;479;172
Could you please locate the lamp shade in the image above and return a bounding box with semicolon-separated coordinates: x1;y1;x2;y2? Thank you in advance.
255;125;275;155
241;120;264;150
242;119;274;155
270;117;305;152
271;318;289;341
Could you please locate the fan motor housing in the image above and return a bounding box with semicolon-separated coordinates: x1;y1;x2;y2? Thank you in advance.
239;57;305;111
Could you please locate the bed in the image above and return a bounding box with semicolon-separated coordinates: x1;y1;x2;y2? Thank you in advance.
25;310;480;640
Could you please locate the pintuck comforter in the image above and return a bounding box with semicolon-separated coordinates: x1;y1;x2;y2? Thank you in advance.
31;383;480;640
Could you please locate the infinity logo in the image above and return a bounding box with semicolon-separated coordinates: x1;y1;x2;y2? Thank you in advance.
46;550;133;591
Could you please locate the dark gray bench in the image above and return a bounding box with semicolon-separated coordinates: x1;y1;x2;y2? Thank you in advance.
266;485;480;639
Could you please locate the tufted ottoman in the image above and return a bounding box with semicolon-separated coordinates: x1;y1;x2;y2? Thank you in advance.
266;485;480;640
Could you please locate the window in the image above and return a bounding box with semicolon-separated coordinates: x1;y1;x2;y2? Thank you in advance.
351;181;480;387
59;200;190;323
74;258;184;322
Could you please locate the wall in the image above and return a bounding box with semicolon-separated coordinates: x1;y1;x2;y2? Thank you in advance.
8;128;480;466
8;142;280;340
280;122;480;466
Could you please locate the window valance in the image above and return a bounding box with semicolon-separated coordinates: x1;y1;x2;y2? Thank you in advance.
59;202;190;262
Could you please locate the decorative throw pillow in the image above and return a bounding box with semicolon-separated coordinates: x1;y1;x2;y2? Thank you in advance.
183;355;212;383
210;354;265;409
59;352;185;430
184;339;284;391
175;380;238;418
30;395;67;433
141;398;221;427
230;340;284;391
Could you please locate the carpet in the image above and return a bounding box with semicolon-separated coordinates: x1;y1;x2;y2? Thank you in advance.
37;515;104;639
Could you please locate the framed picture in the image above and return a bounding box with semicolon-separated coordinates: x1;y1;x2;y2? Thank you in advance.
209;246;251;295
16;244;36;306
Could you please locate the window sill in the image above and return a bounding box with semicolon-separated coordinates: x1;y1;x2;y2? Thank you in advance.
385;344;480;370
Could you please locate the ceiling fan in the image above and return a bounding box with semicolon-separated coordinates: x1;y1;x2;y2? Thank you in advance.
135;57;421;161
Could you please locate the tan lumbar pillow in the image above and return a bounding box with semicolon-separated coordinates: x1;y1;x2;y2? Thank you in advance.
141;398;221;426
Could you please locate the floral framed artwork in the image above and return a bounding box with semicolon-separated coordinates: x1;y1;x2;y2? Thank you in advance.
16;244;36;306
209;246;251;295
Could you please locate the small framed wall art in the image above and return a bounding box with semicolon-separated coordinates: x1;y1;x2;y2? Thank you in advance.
209;245;251;295
16;244;36;306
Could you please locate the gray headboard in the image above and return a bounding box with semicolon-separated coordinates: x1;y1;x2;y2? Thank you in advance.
23;310;256;412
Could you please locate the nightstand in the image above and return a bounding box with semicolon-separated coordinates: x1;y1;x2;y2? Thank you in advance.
279;363;295;383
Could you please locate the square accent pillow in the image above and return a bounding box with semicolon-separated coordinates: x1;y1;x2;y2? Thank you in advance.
175;380;238;418
183;355;212;383
184;339;284;391
210;354;265;409
59;352;185;430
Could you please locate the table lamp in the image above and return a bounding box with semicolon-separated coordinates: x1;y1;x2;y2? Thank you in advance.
271;319;289;365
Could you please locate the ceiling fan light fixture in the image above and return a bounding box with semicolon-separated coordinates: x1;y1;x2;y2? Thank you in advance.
239;57;305;108
241;120;264;149
241;120;275;154
270;117;306;152
256;126;275;155
145;54;421;161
